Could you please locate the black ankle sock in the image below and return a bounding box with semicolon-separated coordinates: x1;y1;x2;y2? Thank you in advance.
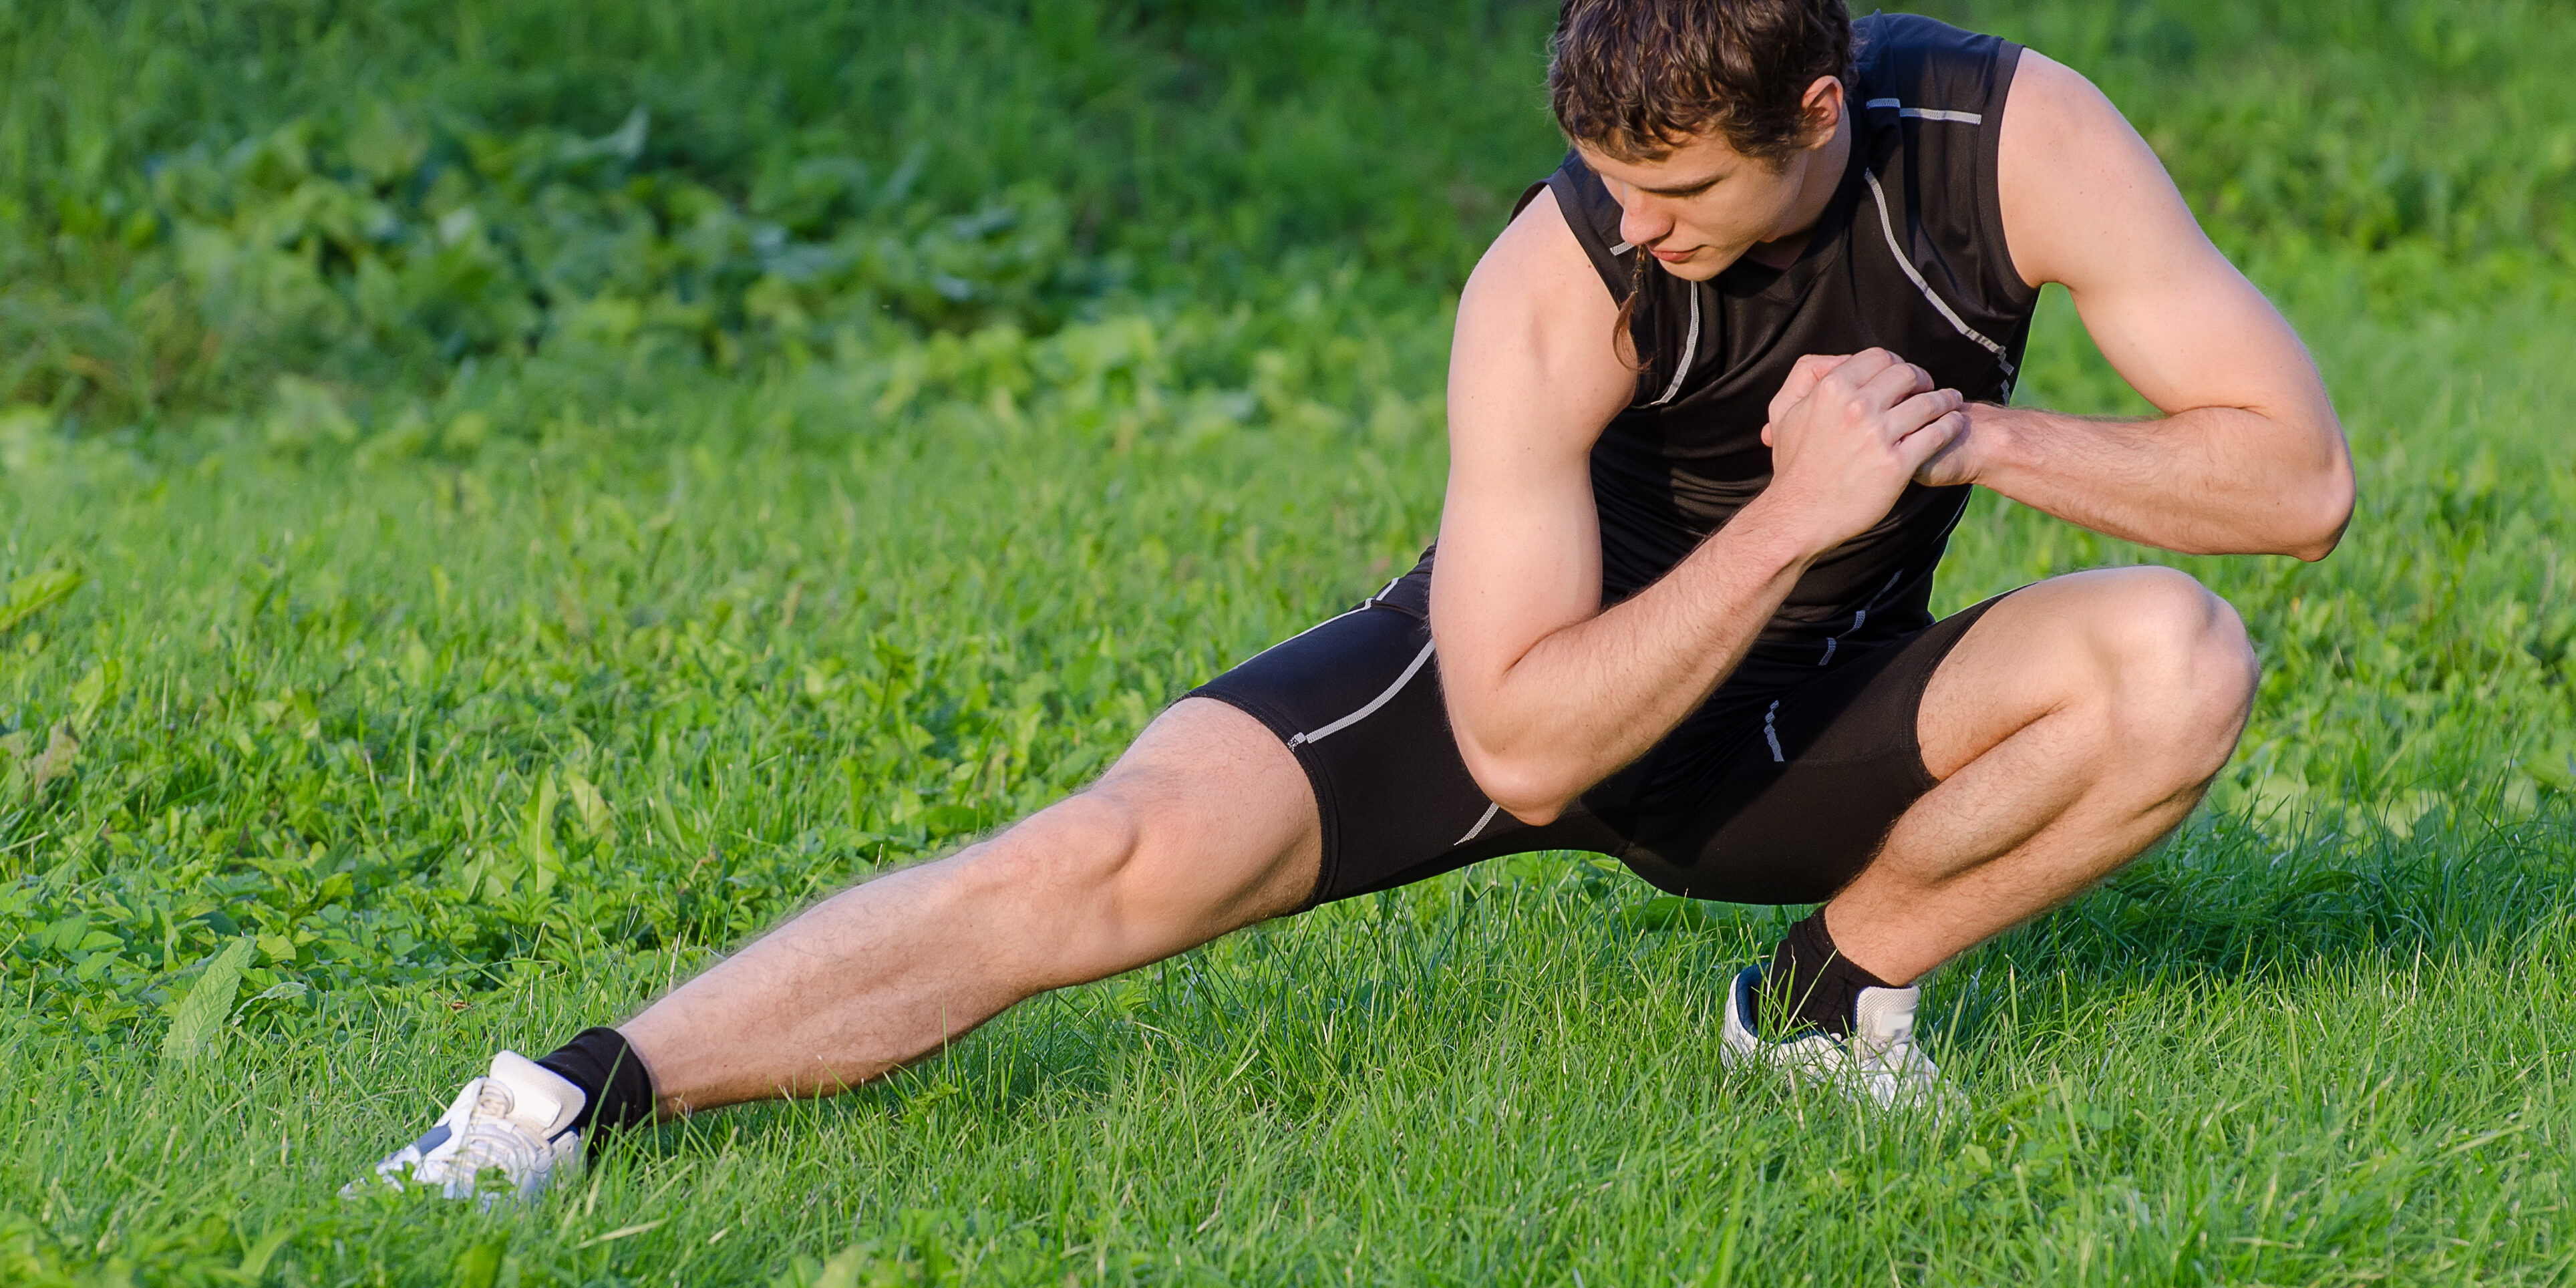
1756;910;1897;1039
536;1027;658;1134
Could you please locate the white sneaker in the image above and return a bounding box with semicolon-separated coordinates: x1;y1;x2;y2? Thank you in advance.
347;1051;586;1202
1720;962;1952;1110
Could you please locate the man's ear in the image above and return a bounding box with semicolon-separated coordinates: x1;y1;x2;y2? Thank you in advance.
1800;76;1845;150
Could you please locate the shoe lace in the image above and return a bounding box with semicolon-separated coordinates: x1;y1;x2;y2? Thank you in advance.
442;1082;546;1188
1838;1001;1943;1102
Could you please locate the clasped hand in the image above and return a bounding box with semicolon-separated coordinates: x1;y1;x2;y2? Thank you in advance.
1756;349;1971;555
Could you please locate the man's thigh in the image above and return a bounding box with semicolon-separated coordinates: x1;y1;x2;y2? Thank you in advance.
1915;565;2253;781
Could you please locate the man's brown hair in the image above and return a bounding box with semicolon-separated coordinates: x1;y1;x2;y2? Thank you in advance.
1549;0;1855;167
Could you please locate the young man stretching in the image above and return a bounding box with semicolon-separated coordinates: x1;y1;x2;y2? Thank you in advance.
361;0;2352;1198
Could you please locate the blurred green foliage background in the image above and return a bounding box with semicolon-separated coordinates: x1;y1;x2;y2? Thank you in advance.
0;0;2566;435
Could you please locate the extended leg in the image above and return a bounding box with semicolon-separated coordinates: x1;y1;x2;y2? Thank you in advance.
1825;565;2258;983
621;696;1321;1114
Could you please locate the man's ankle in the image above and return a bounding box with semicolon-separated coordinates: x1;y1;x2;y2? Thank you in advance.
535;1027;660;1134
1756;909;1898;1039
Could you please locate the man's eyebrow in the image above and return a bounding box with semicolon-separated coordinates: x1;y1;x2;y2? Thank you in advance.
1639;170;1728;196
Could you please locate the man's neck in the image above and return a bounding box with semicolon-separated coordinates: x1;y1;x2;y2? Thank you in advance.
1742;112;1854;271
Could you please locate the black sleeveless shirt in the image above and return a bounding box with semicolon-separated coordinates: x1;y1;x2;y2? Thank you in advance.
1527;13;2036;647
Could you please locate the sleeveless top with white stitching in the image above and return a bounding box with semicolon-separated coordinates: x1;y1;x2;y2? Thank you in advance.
1521;13;2035;645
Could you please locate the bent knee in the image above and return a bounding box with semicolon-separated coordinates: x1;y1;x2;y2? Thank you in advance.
2085;568;2255;774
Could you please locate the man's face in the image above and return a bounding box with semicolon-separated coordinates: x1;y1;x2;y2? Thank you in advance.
1574;79;1844;283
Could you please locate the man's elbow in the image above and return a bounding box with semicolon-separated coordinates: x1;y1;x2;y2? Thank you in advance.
1458;747;1579;828
2282;456;2356;562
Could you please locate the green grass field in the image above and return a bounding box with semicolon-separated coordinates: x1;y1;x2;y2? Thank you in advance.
6;0;2576;1282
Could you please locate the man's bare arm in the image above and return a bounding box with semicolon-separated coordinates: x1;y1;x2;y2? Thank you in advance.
1925;51;2354;560
1432;192;1963;824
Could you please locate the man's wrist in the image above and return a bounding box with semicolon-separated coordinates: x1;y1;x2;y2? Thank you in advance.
1724;492;1837;572
1958;401;2032;486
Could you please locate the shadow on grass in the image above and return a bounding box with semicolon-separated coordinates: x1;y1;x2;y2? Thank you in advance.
1909;799;2576;1061
1989;800;2576;982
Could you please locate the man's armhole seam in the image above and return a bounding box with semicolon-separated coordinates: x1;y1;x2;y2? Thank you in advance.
1981;40;2042;311
1526;167;1633;307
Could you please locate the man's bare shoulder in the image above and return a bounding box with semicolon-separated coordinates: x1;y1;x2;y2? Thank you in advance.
1463;188;1616;328
1993;49;2203;293
1995;49;2140;174
1454;186;1632;402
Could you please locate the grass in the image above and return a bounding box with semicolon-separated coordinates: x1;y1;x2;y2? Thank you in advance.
5;0;2576;1283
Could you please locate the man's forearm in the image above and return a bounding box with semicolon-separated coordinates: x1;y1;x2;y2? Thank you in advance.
1965;402;2352;560
1446;499;1818;823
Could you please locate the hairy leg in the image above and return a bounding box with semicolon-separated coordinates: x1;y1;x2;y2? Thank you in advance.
619;697;1319;1114
1826;565;2257;983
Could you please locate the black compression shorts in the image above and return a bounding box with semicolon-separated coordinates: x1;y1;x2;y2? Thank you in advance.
1188;558;2011;909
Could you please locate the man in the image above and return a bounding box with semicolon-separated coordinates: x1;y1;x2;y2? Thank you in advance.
359;0;2350;1198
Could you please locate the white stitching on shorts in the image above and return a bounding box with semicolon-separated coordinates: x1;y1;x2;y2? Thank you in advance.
1286;639;1435;748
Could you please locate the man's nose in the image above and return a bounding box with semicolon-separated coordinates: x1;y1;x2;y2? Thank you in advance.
1619;196;1672;250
